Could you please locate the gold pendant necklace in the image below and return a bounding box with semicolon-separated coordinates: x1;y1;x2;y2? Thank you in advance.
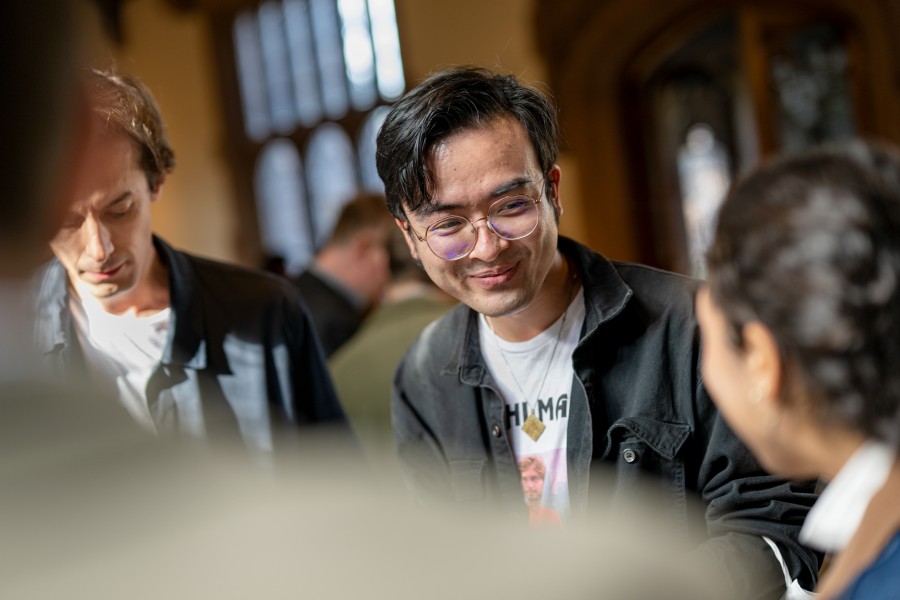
487;267;577;443
521;410;546;442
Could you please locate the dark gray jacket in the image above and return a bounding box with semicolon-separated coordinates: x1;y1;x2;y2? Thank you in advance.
35;236;346;452
393;236;819;599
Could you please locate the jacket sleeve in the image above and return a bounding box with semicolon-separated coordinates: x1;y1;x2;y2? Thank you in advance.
391;351;453;504
692;381;821;600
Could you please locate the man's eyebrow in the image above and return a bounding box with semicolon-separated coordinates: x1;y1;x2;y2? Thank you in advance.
411;177;535;219
490;177;533;198
104;192;132;209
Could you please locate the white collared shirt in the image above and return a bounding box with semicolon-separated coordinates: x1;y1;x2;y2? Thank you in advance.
800;439;896;553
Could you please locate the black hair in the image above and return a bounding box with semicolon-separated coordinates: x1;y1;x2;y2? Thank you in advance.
375;66;559;220
707;140;900;445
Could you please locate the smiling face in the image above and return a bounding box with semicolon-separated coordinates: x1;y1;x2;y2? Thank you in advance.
50;125;163;314
398;117;562;321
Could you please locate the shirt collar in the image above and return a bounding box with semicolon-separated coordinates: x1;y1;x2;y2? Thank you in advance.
152;236;208;369
800;439;896;552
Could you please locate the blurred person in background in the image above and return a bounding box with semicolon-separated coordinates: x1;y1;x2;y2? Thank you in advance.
33;68;346;453
699;141;900;600
329;226;454;462
377;65;820;599
292;192;394;357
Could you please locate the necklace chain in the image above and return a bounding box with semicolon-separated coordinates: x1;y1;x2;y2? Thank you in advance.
490;301;570;411
486;263;578;440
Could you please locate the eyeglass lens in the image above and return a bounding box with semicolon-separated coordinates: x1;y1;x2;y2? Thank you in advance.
425;195;539;260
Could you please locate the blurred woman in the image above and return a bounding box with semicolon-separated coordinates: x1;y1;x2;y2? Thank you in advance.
697;141;900;599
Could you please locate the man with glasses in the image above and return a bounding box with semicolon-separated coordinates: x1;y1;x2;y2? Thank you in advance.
376;67;819;599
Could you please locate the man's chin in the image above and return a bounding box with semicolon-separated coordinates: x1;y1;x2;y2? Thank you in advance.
73;279;123;304
467;289;532;319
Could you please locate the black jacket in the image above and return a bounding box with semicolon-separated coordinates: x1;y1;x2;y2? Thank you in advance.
393;236;819;599
35;236;346;452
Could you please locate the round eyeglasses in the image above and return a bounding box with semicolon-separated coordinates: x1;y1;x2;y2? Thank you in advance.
405;190;543;261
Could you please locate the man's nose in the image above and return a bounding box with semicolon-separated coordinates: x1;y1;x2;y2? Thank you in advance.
466;217;508;262
83;215;113;262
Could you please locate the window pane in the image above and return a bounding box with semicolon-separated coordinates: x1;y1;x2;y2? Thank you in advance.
358;105;390;192
310;0;349;119
770;23;855;153
234;10;270;141
306;124;358;246
255;139;314;274
367;0;404;99
258;1;296;134
283;0;322;126
337;0;377;111
676;124;731;278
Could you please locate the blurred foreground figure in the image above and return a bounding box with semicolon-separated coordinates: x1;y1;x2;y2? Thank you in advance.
0;0;149;456
33;68;346;452
293;192;394;356
699;141;900;599
377;66;820;599
1;441;733;600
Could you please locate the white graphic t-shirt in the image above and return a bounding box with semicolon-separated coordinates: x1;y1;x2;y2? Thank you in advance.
479;287;585;523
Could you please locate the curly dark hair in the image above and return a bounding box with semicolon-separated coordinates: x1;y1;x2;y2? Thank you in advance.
86;68;175;192
375;66;559;220
706;140;900;445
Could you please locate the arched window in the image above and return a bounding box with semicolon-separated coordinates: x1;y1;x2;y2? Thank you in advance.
255;139;312;273
306;123;358;248
358;106;391;193
216;0;404;274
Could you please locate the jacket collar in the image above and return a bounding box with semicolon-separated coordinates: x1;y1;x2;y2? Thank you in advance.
35;235;208;370
451;236;633;384
558;236;633;338
153;236;207;369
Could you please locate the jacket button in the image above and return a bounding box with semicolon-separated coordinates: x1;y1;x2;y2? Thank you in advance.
491;425;502;438
623;448;638;463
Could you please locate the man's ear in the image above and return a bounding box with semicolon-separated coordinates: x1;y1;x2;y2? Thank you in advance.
742;321;783;409
150;175;166;202
395;218;419;261
547;164;562;218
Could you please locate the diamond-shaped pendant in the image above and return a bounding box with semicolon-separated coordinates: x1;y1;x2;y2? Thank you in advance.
522;411;545;442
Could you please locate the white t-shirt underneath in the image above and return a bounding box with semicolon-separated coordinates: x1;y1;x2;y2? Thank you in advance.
70;293;171;433
479;287;585;522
